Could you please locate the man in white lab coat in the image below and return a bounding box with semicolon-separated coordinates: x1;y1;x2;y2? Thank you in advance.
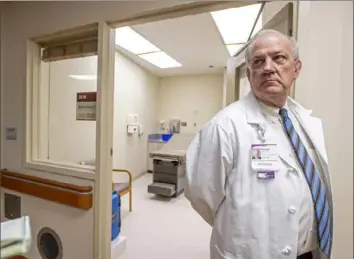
185;30;333;259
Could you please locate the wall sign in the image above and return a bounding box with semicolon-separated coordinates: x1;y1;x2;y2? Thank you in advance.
76;92;97;121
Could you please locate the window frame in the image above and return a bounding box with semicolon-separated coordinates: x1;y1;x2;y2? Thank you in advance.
24;24;104;180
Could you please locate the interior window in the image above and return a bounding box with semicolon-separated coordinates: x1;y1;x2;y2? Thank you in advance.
38;55;97;166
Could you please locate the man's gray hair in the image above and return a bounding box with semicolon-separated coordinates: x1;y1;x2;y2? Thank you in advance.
245;29;299;67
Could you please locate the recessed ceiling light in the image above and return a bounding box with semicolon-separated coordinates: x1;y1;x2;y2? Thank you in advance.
68;75;97;80
139;52;182;69
115;26;160;55
211;4;262;44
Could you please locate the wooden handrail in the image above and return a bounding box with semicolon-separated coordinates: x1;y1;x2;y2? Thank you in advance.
0;169;93;210
1;169;92;192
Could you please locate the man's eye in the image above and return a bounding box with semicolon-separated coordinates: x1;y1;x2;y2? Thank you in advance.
253;59;263;65
275;55;286;61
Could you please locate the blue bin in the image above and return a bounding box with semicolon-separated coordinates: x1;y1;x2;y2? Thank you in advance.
161;133;173;142
111;192;121;241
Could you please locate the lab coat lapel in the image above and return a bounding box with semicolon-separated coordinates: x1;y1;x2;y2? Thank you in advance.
288;99;333;192
244;92;299;170
288;99;328;165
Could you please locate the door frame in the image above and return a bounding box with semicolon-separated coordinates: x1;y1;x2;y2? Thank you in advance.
24;21;116;259
0;4;4;170
94;22;116;259
98;1;271;258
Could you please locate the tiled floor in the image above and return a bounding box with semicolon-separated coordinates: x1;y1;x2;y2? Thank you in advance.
119;173;212;259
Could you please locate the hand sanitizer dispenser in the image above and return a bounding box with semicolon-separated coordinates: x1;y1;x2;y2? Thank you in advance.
126;114;139;135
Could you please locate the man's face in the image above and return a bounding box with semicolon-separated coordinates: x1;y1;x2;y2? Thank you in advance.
246;33;302;105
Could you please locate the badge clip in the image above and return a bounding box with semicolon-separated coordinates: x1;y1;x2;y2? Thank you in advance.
256;124;266;143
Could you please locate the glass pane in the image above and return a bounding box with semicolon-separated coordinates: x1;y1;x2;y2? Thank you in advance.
39;56;97;166
211;4;262;44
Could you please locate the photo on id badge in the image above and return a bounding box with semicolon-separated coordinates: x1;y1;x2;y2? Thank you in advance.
251;144;279;180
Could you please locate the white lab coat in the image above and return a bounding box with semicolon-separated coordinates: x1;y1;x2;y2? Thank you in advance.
185;92;333;259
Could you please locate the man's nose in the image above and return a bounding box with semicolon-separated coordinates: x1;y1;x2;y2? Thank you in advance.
263;58;275;73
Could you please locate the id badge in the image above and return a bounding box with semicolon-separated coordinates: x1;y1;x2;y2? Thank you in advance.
251;144;280;171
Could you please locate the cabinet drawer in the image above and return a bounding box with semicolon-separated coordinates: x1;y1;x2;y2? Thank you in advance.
153;172;177;184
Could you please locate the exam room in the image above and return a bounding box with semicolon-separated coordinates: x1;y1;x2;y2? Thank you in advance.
37;3;262;259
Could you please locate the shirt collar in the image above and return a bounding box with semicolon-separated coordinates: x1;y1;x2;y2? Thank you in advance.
257;98;288;118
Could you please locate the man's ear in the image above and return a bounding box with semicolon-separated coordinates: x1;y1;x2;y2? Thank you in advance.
294;59;302;79
246;67;251;81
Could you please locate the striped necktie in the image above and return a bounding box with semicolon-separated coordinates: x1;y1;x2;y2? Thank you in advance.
279;108;332;257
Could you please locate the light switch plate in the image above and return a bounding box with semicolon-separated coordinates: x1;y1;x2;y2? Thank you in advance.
5;127;17;140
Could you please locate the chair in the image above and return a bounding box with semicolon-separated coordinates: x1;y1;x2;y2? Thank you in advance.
112;169;133;212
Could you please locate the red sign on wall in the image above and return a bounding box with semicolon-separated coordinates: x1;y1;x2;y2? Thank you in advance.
76;92;97;121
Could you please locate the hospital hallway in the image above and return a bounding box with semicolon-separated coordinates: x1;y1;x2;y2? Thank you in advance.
119;173;212;259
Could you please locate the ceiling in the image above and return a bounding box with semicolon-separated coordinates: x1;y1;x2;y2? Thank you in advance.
116;11;242;77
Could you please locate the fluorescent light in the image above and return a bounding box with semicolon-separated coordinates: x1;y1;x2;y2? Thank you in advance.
68;75;97;80
226;44;244;56
115;26;160;54
139;52;182;68
211;4;262;44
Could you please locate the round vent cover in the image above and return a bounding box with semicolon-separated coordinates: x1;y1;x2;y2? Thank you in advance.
37;227;63;259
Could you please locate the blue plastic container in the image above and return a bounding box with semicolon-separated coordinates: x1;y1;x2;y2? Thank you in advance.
111;192;121;241
161;133;173;142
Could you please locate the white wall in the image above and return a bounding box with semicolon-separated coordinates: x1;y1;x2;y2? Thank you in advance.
114;51;160;179
158;74;223;134
295;2;353;258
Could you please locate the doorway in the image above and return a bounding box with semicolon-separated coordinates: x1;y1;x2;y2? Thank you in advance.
109;2;266;259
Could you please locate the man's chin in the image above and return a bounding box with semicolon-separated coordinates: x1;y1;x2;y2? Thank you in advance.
264;86;284;94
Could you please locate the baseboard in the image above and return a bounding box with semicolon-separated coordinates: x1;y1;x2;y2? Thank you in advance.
132;170;148;181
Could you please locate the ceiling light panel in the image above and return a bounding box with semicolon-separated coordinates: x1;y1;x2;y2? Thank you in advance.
211;4;262;44
226;44;244;56
115;26;160;54
139;52;182;69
